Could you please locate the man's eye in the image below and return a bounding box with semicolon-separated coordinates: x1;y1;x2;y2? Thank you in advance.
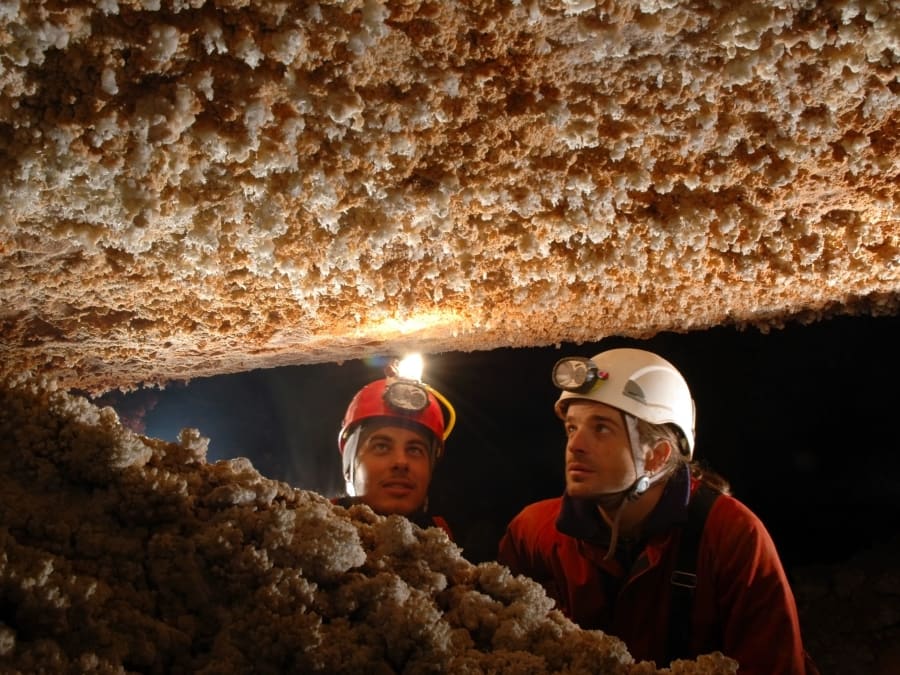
370;441;390;453
408;446;426;456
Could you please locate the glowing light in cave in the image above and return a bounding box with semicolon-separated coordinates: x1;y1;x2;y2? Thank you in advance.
396;353;424;380
359;309;463;338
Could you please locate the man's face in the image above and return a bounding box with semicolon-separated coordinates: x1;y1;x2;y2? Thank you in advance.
352;423;433;516
563;400;636;499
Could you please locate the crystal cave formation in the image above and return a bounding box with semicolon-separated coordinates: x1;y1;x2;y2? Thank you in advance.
0;0;898;394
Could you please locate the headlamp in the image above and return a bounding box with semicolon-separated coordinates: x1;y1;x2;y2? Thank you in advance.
551;356;608;393
384;380;430;412
381;353;457;441
383;354;430;413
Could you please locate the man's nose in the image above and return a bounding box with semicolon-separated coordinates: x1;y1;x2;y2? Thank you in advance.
566;427;587;454
390;450;410;468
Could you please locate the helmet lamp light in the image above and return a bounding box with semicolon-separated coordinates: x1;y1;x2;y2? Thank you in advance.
395;353;424;381
552;356;608;393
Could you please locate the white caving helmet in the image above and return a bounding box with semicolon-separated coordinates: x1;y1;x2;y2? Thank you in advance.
552;348;696;460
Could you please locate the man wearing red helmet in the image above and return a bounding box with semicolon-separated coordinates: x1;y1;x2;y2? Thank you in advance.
334;376;454;538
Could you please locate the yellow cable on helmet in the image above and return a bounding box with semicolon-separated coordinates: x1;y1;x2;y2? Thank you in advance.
425;384;456;441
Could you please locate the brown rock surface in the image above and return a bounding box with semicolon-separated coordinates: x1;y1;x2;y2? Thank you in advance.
1;1;898;394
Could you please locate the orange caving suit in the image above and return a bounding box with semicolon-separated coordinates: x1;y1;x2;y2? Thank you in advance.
498;465;818;674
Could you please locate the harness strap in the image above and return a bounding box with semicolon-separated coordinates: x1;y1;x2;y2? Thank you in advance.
667;483;720;662
431;515;454;541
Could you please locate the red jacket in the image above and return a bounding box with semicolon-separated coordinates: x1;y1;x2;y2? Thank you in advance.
498;467;817;673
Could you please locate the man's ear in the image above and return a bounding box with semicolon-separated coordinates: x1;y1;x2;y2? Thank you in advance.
644;440;672;474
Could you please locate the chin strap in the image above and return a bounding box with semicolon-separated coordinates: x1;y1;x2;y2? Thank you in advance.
625;414;652;498
342;426;363;496
598;500;625;561
599;415;657;560
599;478;649;561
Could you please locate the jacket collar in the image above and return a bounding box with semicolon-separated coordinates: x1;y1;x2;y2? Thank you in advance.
556;462;692;546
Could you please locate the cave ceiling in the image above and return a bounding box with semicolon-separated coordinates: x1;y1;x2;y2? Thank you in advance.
1;0;898;394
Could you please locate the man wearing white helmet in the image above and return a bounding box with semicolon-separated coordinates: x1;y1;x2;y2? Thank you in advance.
498;348;818;673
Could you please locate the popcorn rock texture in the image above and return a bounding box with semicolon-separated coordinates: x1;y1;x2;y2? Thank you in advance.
1;1;898;394
0;373;738;673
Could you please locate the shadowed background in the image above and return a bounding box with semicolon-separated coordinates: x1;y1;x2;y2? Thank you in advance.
100;313;900;569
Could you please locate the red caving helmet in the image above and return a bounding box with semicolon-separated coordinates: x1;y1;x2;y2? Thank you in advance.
338;378;446;459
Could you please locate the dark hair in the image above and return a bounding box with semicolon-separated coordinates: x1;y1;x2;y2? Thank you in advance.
634;418;731;495
688;460;731;495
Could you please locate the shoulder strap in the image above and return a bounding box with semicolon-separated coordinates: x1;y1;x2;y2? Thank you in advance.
431;515;454;541
666;483;720;662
